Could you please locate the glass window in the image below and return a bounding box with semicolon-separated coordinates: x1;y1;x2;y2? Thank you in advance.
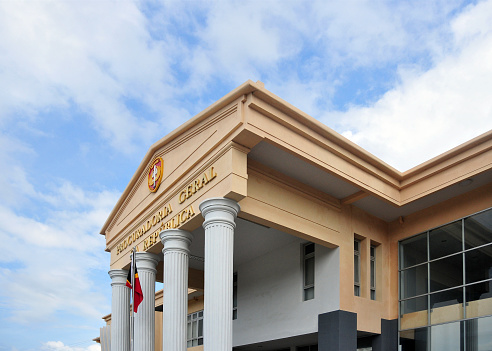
187;310;204;347
430;321;463;351
430;287;463;324
399;327;429;351
429;254;463;292
465;281;492;318
303;243;315;301
400;296;428;330
465;208;492;249
400;233;428;269
400;264;428;299
465;245;492;284
399;207;492;350
354;240;360;296
370;245;376;300
429;220;462;260
475;315;492;351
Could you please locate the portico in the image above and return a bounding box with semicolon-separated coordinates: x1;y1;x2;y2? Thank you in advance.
99;81;492;351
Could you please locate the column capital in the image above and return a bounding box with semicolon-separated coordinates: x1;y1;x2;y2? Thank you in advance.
108;269;128;286
199;197;240;228
159;229;193;254
135;252;160;273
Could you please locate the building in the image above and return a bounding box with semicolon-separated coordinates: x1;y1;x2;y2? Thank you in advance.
99;80;492;351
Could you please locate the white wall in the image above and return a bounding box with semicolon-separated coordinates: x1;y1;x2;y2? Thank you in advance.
233;238;340;347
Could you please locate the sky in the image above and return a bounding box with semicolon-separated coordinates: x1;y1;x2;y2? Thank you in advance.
0;0;491;350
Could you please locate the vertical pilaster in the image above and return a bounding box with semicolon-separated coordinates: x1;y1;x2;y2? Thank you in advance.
372;319;398;351
318;310;357;351
160;229;193;351
134;252;160;351
109;269;130;351
199;197;240;351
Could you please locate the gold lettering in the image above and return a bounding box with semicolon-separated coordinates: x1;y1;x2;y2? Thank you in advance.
179;191;187;204
115;201;174;255
194;179;202;190
209;166;217;180
188;205;195;217
201;173;209;185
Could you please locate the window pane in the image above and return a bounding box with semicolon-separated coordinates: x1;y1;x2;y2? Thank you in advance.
233;284;238;308
304;243;314;255
400;296;428;329
187;320;192;339
354;254;360;284
465;208;492;249
192;320;197;338
371;289;376;300
475;316;492;351
400;265;428;299
429;221;462;260
354;285;360;297
370;259;375;288
430;254;463;292
430;287;463;324
305;256;314;286
198;319;203;337
233;309;237;320
466;245;492;284
430;321;462;351
400;233;427;269
304;287;314;300
198;338;203;346
399;327;429;351
465;281;492;318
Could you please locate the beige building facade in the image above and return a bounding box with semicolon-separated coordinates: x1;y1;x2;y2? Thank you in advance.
99;81;492;351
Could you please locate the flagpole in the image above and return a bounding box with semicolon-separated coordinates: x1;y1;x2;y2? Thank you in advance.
131;248;136;351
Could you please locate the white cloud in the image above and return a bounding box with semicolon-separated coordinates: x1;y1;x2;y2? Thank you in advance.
42;341;100;351
331;0;492;171
0;0;172;154
0;157;119;324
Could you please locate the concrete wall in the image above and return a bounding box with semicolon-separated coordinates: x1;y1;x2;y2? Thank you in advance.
233;238;340;346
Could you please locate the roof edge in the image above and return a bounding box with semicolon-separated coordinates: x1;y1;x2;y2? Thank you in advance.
100;80;262;235
402;129;492;179
251;89;403;180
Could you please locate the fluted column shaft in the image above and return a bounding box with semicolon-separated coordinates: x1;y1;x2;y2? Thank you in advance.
199;197;240;351
134;252;160;351
109;269;130;351
159;229;193;351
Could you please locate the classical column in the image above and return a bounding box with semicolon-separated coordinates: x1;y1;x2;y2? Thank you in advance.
134;252;160;351
199;197;240;351
109;269;130;351
159;229;193;351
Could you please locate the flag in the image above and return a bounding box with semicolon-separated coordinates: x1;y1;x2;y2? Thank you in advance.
126;265;144;313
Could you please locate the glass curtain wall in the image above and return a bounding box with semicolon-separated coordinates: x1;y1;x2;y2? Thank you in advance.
399;208;492;351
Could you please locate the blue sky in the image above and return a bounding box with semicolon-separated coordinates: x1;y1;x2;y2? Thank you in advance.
1;0;492;350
